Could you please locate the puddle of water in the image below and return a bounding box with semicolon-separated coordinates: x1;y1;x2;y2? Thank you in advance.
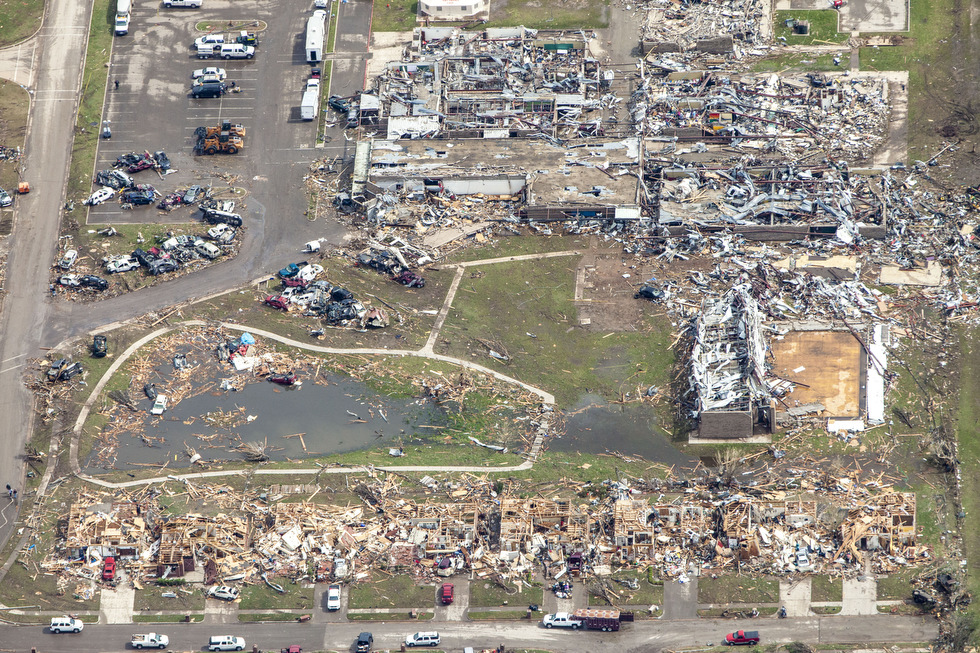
85;374;445;471
551;394;696;468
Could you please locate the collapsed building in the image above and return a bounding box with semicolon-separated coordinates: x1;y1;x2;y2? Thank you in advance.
689;285;773;439
343;25;893;239
48;475;927;589
638;0;770;55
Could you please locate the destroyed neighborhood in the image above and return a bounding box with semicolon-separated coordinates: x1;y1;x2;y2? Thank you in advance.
0;0;975;649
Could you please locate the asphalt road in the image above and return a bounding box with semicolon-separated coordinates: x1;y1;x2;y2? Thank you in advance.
0;0;95;544
0;0;373;550
1;615;941;653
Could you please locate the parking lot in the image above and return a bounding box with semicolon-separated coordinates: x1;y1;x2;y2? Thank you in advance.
88;0;336;226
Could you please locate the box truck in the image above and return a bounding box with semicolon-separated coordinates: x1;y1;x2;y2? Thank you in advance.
115;0;131;35
301;78;320;121
306;10;326;62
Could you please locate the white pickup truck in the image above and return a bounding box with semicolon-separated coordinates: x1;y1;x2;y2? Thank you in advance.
132;633;170;649
541;612;583;629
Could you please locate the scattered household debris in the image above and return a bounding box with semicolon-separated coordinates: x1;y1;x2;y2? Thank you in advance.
44;472;928;591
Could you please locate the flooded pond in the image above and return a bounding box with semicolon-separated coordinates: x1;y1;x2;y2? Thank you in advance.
552;394;696;468
84;373;446;471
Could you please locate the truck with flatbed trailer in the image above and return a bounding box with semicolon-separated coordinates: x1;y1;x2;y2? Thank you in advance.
542;609;633;631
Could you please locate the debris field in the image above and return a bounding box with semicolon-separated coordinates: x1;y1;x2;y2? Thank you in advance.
44;469;927;594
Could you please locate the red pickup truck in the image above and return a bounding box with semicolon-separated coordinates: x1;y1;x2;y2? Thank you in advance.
726;630;760;646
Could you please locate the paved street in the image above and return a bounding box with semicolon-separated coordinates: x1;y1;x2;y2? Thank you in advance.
0;0;95;549
0;615;941;653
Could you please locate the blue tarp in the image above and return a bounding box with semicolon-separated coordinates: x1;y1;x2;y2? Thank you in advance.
240;332;256;345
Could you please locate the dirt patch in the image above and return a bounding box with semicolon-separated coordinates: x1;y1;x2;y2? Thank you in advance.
770;331;861;416
576;247;657;331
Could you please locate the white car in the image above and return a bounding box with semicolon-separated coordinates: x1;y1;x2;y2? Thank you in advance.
106;256;140;273
795;549;811;569
58;249;78;270
194;34;224;48
150;395;168;415
207;585;240;601
326;584;341;610
297;264;324;282
314;0;328;7
192;66;227;80
85;186;115;206
207;223;235;241
59;274;82;287
404;633;440;647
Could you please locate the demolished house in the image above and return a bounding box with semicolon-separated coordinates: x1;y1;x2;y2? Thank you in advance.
637;0;770;54
47;474;928;587
689;285;772;438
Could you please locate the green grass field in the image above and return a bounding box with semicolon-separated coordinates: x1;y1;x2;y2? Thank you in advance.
773;10;848;45
66;0;113;205
0;0;44;47
438;251;676;407
349;576;435;609
697;575;779;604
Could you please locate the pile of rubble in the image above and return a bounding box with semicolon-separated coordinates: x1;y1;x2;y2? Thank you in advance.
634;71;890;161
39;471;929;589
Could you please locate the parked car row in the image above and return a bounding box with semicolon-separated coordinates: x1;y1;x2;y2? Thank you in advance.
48;620;427;653
194;31;258;59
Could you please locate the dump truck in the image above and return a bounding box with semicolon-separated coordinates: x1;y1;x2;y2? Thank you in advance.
132;633;170;649
195;121;246;139
195;131;244;155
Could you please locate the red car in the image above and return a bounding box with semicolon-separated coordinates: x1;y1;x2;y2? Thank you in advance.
102;556;116;581
264;295;290;310
439;583;454;605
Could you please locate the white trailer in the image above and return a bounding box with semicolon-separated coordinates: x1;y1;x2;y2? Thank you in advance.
301;78;320;121
115;0;131;35
306;10;326;62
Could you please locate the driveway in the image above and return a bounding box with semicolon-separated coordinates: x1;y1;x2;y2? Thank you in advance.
433;580;468;622
662;578;698;619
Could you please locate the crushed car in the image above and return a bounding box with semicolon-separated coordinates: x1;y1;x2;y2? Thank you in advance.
85;187;115;206
264;295;290;311
91;335;108;358
393;269;425;288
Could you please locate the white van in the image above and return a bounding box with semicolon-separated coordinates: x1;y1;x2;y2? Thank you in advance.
219;44;254;59
208;636;245;652
115;0;131;35
405;633;440;647
195;239;221;260
50;616;84;633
